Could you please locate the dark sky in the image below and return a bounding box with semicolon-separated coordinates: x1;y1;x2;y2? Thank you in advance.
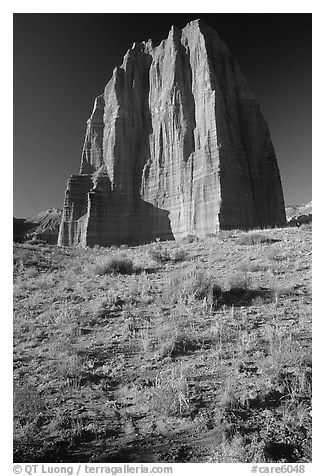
13;13;312;218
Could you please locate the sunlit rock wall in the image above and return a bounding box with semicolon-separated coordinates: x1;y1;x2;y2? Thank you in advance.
58;19;286;247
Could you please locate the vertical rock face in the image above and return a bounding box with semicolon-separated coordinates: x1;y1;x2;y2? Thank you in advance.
58;19;286;247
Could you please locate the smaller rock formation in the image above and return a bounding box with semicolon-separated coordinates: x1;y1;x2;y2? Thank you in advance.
13;208;62;244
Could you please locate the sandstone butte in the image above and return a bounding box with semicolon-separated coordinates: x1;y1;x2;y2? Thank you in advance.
58;19;286;247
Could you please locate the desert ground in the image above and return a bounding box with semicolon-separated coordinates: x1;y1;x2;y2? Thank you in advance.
13;226;311;463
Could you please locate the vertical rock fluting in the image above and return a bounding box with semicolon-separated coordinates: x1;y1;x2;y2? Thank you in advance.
58;19;286;247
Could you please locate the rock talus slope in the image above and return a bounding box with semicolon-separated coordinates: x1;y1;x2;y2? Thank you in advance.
58;19;286;247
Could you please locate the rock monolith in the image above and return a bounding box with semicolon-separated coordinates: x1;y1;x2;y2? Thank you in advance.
58;19;286;247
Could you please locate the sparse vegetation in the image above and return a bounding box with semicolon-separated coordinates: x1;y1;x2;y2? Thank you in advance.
24;267;39;278
13;226;311;463
155;328;200;358
299;223;312;231
166;268;222;305
224;270;252;290
236;258;268;273
236;232;277;245
170;248;188;262
271;282;297;304
148;246;171;263
264;247;284;262
218;230;234;240
181;234;199;244
24;239;47;246
92;255;134;275
150;366;192;417
148;245;188;264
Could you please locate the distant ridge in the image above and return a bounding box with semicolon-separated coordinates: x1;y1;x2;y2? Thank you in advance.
285;201;312;221
13;208;62;244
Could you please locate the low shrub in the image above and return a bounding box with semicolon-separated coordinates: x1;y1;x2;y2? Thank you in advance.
92;255;134;275
299;223;312;231
150;367;192;416
181;234;199;244
236;233;274;245
224;271;252;291
149;246;188;264
166;268;222;305
264;247;284;262
208;434;265;463
14;381;47;424
165;269;266;308
25;267;39;279
170;248;188;263
17;250;39;267
236;258;265;273
148;247;171;263
92;293;125;319
271;282;297;302
218;230;234;240
157;329;199;358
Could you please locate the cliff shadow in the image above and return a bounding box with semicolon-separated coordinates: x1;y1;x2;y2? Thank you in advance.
132;198;174;245
127;53;175;245
85;189;174;247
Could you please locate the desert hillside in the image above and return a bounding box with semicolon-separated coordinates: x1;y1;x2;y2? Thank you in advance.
285;201;312;220
13;226;311;463
13;208;62;244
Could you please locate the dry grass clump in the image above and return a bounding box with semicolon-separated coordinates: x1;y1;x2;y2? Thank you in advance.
148;246;188;264
24;267;39;278
13;381;49;460
156;328;199;359
236;232;275;245
220;271;263;306
224;271;252;291
166;268;222;305
165;269;269;308
170;248;188;263
92;255;134;275
236;258;268;273
299;223;312;231
148;246;171;263
264;247;285;262
16;249;39;268
208;435;264;463
149;366;192;417
93;293;125;320
271;282;297;304
218;230;234;240
181;234;199;244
